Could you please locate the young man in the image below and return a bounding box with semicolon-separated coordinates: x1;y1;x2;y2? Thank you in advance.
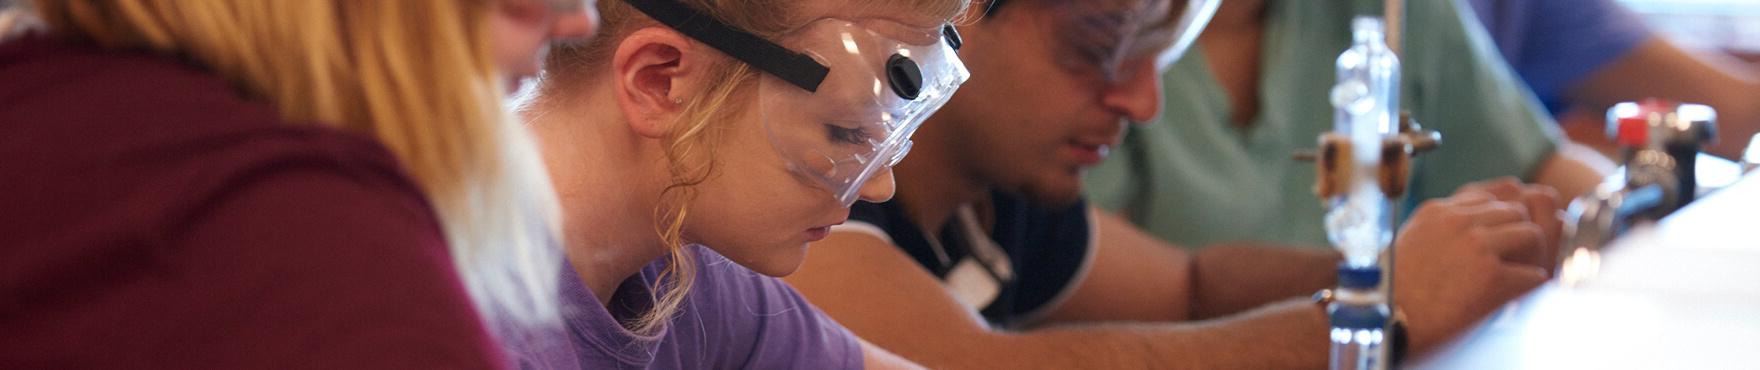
1086;0;1613;249
782;0;1562;368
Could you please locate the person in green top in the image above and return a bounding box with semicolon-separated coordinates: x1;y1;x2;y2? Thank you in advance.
1085;0;1614;249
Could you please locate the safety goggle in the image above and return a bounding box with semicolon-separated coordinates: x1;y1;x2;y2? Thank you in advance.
543;0;591;11
991;0;1219;78
625;0;968;207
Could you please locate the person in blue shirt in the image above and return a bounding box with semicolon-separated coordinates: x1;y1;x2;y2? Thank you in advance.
1467;0;1760;158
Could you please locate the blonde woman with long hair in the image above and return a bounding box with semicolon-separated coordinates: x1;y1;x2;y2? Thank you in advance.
518;0;970;367
1;0;594;367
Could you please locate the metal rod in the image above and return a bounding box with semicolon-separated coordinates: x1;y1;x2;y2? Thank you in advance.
1380;0;1406;321
1384;0;1404;56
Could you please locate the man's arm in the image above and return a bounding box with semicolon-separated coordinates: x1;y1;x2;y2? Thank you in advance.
1051;183;1559;326
1567;37;1760;159
785;231;1332;369
1038;210;1337;324
787;189;1555;368
1188;239;1340;320
860;338;926;370
1532;141;1616;202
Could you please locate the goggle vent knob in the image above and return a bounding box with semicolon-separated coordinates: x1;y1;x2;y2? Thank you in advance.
886;54;923;100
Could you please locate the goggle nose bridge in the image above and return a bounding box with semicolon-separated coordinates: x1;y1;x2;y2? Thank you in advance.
886;140;914;167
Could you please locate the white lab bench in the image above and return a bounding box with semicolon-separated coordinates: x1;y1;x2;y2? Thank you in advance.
1413;171;1760;369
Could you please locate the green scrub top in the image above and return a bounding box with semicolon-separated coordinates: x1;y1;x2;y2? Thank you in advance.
1084;0;1560;249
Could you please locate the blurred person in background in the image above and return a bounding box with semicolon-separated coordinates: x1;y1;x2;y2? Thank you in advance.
1086;0;1611;251
1467;0;1760;159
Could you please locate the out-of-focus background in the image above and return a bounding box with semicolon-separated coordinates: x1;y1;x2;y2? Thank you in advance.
1623;0;1760;60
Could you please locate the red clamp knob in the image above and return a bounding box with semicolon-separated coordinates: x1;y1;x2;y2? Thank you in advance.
1608;99;1676;147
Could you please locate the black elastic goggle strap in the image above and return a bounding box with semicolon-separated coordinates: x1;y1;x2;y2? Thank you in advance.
623;0;830;92
942;24;963;51
985;0;1010;17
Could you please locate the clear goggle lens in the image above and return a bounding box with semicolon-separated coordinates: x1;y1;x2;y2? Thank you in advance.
1050;0;1221;79
760;19;968;206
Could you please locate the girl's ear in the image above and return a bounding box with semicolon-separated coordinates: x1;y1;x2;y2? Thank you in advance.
610;27;700;138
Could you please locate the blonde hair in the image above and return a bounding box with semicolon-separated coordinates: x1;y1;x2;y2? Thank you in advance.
535;0;969;335
28;0;567;331
1;1;34;40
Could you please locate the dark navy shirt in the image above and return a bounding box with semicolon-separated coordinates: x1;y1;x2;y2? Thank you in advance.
843;191;1094;328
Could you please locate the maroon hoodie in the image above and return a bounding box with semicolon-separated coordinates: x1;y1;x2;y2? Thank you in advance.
0;35;505;369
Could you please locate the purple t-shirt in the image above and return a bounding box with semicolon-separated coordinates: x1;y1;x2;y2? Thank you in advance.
518;245;863;369
1464;0;1653;114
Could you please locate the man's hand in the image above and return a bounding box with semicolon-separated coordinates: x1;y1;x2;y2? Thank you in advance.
1453;177;1566;269
1392;188;1552;354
